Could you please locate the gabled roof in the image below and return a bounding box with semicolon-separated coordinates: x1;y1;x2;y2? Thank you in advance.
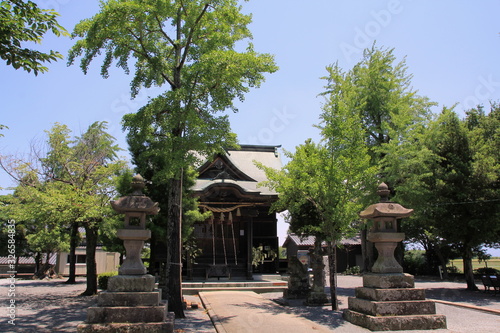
192;145;282;196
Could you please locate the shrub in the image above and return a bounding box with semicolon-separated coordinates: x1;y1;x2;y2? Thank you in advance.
344;266;361;275
98;271;118;290
403;250;427;275
474;267;500;276
446;265;461;274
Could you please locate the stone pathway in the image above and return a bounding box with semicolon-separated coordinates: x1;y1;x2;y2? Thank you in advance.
1;276;500;332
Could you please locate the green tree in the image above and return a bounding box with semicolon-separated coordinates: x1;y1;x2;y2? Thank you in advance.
383;105;499;289
427;107;499;290
258;62;377;309
0;122;127;294
0;0;67;75
329;45;435;270
259;140;330;305
68;0;277;316
349;45;434;160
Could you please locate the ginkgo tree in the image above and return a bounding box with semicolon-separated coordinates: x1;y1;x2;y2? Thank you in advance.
68;0;277;316
259;63;377;310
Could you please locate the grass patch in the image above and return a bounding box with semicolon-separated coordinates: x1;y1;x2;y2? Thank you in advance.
448;258;500;273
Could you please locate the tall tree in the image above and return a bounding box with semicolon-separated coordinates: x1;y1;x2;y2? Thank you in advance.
0;0;67;74
327;45;435;270
68;0;277;316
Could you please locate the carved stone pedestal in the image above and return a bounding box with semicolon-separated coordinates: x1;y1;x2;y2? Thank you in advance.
77;275;174;333
343;273;446;331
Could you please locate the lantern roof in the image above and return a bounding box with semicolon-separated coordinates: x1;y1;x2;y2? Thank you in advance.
359;183;413;219
110;174;160;215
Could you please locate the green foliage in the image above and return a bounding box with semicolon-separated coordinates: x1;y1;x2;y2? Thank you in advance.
343;266;361;275
68;0;277;180
68;2;276;310
332;45;435;162
279;246;287;259
403;250;427;275
251;245;277;268
474;267;500;276
97;271;118;290
0;121;127;289
381;103;500;289
0;0;68;75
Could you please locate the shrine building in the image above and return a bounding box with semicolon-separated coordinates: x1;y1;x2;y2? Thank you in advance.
188;144;282;279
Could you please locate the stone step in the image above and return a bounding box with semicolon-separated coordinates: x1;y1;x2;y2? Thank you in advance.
348;297;437;316
97;291;161;307
355;287;426;301
343;309;447;331
182;281;287;288
182;282;287;295
77;313;175;333
86;305;167;324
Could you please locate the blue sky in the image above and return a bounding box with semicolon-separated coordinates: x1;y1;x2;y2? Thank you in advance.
1;1;499;255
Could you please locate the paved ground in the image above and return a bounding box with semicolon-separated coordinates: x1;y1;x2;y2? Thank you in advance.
1;275;499;332
176;275;500;333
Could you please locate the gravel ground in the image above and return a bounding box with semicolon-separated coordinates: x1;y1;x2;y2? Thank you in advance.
0;277;94;333
1;275;499;333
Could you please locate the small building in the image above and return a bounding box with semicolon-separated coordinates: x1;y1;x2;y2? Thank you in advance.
1;226;120;277
0;253;57;276
55;247;120;276
282;233;362;273
189;145;282;279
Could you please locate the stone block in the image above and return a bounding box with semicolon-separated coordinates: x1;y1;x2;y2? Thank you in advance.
343;309;447;331
305;291;329;305
86;305;167;324
363;273;414;289
108;274;155;292
348;297;436;316
97;291;161;307
355;287;426;301
77;313;174;333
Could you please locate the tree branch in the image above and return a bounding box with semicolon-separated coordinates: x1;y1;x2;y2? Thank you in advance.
180;4;210;69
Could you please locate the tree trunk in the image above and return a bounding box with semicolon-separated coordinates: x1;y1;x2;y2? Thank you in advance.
361;227;374;272
65;222;79;284
434;243;449;280
167;177;185;318
148;232;159;276
463;246;478;291
82;223;99;296
35;252;41;274
328;241;339;311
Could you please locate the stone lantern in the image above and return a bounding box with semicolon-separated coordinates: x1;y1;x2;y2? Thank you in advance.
359;182;413;273
110;174;159;275
344;182;446;331
77;175;174;333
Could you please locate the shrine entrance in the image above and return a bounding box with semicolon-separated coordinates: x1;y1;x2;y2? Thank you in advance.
187;145;282;280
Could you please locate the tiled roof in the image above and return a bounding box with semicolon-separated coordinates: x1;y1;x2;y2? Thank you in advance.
283;233;361;247
193;145;283;196
0;253;57;265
